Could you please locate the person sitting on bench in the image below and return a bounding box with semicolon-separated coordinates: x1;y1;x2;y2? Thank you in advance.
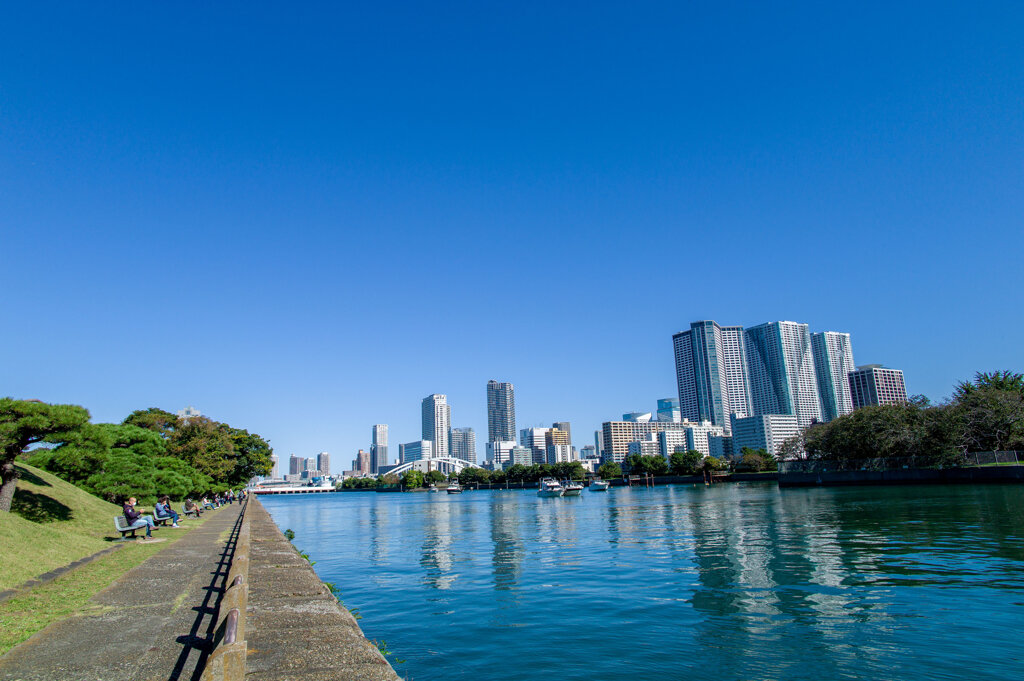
184;498;202;517
202;496;215;510
154;496;181;527
123;497;156;539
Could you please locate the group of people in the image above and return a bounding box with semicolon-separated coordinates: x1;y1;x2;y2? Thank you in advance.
121;489;245;540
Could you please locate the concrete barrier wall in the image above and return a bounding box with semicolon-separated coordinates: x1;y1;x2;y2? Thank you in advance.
243;498;401;681
779;465;1024;487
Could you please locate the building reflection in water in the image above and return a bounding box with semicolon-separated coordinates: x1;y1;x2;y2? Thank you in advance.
489;496;523;591
420;498;457;590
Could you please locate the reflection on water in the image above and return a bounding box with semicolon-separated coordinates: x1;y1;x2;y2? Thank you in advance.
262;483;1024;681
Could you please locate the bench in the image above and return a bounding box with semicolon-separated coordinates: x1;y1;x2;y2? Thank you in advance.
152;512;173;526
114;515;142;539
182;504;201;518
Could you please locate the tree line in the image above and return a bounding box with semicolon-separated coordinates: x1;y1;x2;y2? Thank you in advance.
1;399;273;511
786;371;1024;466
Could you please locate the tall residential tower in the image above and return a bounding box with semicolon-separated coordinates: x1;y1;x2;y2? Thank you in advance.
422;394;451;458
486;380;516;442
371;424;389;473
673;320;751;434
811;332;856;422
744;321;822;428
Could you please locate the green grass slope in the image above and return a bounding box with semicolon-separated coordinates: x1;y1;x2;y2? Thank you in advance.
0;463;124;591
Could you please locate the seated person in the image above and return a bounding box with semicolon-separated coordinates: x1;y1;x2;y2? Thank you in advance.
184;498;202;517
154;496;181;527
202;496;215;510
123;497;156;539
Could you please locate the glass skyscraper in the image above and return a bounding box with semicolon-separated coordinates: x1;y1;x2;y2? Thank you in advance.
744;321;822;428
673;320;751;434
811;331;856;422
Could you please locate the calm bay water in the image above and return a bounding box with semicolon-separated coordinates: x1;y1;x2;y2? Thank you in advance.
260;483;1024;681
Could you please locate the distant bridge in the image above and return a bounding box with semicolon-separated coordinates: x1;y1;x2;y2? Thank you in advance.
386;457;484;476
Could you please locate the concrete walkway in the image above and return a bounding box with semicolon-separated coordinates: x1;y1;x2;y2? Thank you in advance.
0;503;244;681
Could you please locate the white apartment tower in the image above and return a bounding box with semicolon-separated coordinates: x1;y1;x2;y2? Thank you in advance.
673;320;751;434
422;394;451;458
371;424;389;473
744;321;823;428
811;332;856;422
450;427;477;464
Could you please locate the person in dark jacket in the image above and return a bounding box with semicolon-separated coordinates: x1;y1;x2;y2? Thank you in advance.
123;497;157;539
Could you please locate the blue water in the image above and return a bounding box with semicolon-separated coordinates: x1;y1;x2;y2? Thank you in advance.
260;483;1024;680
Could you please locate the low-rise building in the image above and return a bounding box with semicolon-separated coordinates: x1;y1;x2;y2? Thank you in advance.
730;414;799;458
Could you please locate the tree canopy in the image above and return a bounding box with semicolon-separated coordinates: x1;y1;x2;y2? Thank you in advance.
0;398;90;512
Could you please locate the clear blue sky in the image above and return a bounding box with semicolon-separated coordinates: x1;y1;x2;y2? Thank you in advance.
2;2;1022;471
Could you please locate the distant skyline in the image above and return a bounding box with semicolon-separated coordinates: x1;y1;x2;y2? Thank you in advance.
2;2;1022;461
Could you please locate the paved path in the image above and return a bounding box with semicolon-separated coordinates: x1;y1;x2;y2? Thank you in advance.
0;503;244;681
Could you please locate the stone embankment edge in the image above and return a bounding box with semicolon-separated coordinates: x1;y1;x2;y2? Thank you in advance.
203;496;401;681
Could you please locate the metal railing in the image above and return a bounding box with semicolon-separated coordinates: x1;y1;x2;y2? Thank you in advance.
779;451;1022;474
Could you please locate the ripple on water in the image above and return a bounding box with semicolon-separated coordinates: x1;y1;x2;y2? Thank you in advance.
261;483;1024;681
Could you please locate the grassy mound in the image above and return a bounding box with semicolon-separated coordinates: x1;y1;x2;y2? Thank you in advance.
0;463;124;591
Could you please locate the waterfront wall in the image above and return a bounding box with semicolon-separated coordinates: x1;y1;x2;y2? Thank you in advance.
779;465;1024;487
242;498;400;681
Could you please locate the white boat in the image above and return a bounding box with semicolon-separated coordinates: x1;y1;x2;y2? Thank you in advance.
446;483;463;494
590;479;610;491
537;478;564;497
428;484;439;493
562;481;584;496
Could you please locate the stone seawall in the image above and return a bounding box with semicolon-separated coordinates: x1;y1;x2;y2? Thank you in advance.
779;465;1024;488
244;498;400;681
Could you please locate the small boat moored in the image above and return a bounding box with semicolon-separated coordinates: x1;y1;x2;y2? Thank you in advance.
589;479;611;491
537;478;564;497
562;480;584;496
446;483;463;494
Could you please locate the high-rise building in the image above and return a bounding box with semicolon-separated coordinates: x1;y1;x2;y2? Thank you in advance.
371;424;389;473
622;412;653;422
316;452;330;477
450;427;477;464
353;450;371;475
487;380;517;443
289;454;304;476
673;321;751;434
422;394;451;458
520;427;551;465
269;454;279;478
551;422;572;444
745;321;822;428
811;332;856;422
657;398;681;423
730;414;799;457
848;365;908;408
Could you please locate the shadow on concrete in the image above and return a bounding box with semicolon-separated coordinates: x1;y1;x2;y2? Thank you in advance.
167;505;245;681
11;489;72;523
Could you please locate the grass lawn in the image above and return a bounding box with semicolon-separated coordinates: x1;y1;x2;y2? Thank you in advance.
0;462;213;654
0;530;197;655
0;463;134;591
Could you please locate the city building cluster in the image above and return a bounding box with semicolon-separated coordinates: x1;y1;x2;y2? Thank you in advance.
262;318;909;482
